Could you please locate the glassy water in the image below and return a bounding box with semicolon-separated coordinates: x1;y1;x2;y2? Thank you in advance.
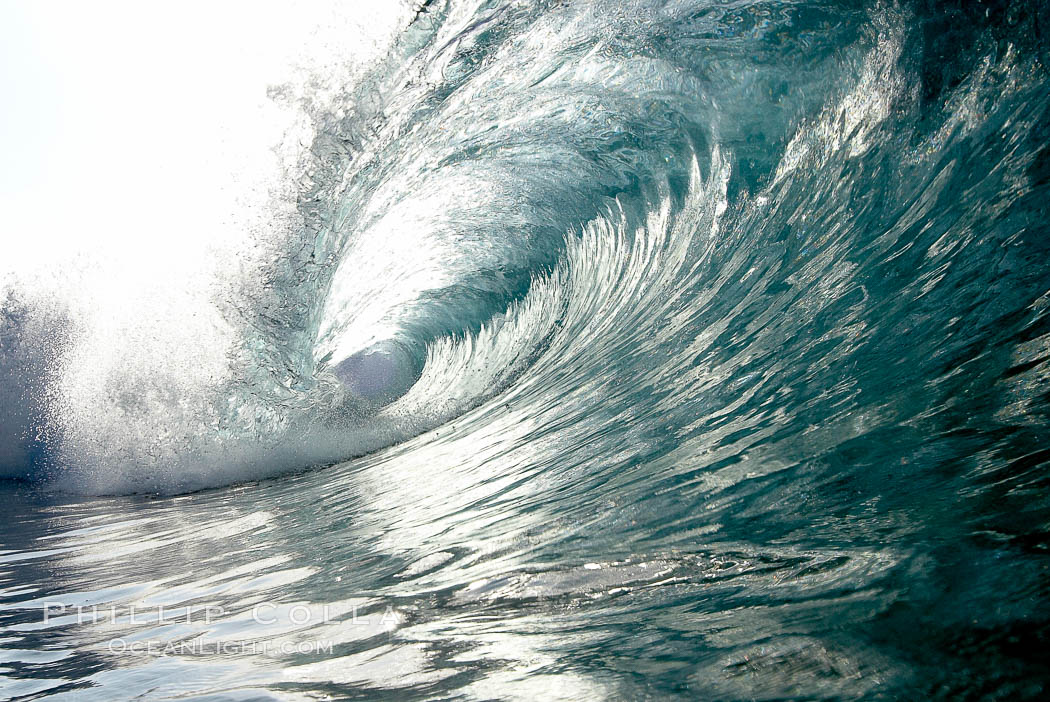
2;0;1049;698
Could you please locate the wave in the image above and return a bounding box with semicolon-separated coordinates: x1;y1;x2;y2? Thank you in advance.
1;0;1048;503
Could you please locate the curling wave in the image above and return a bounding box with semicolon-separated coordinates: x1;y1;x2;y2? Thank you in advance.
1;0;1049;504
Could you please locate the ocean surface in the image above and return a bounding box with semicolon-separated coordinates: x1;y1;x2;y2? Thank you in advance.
2;0;1050;698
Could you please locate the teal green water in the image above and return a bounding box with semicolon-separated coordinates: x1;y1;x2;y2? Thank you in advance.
2;0;1050;698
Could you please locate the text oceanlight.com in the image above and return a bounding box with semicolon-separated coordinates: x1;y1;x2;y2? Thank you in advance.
107;639;335;656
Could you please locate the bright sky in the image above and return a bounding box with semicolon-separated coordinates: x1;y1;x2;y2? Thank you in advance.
0;0;405;279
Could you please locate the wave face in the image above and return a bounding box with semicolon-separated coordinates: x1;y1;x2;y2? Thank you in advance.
3;0;1050;698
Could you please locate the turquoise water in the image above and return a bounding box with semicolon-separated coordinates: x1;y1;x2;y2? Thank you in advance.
2;0;1050;698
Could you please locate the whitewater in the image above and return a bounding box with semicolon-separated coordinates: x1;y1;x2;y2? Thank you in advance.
2;0;1049;698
